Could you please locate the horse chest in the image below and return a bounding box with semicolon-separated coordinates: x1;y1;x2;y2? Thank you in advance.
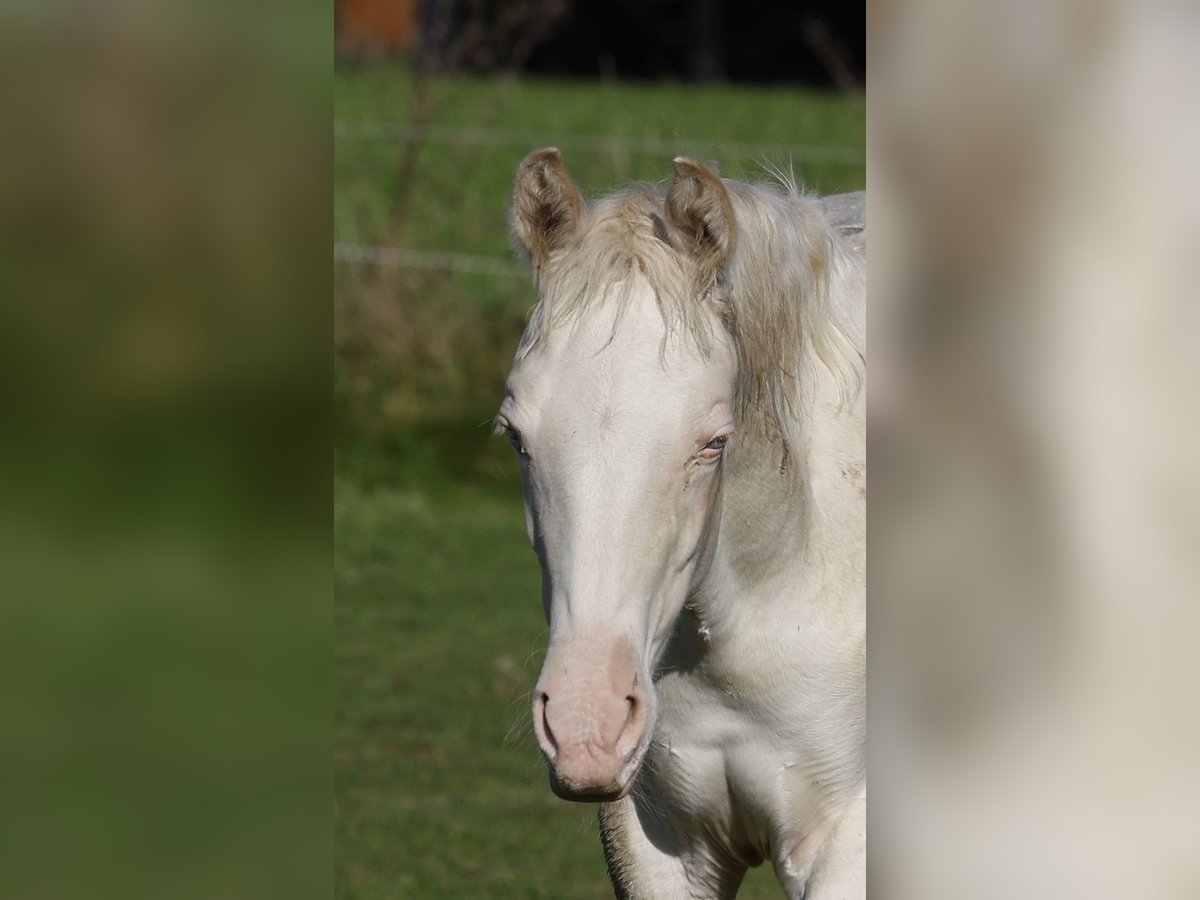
646;667;843;862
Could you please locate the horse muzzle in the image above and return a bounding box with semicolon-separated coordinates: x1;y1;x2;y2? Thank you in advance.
532;637;652;802
540;727;647;802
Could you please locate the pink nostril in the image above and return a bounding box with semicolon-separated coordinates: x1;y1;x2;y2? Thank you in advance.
535;692;558;758
614;693;645;760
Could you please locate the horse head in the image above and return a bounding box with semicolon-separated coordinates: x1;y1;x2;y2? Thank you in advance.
501;148;738;800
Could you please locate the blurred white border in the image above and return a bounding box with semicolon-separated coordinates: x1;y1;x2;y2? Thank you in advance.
871;0;1200;895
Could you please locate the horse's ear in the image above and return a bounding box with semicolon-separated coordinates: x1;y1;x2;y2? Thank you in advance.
665;156;736;278
511;147;585;269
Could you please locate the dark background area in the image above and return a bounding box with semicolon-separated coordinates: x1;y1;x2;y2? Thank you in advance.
341;0;864;88
521;0;863;86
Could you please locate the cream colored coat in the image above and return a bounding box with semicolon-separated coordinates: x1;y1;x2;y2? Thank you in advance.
504;149;864;899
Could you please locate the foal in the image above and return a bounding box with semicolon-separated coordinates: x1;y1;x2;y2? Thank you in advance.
500;149;865;899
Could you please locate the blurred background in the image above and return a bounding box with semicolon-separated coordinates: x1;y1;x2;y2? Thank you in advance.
333;2;863;896
0;3;329;899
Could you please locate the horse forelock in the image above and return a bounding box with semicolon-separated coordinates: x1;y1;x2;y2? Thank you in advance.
516;178;864;431
516;187;709;362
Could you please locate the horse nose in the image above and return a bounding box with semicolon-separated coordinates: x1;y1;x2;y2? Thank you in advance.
532;688;647;800
533;691;558;759
532;690;642;758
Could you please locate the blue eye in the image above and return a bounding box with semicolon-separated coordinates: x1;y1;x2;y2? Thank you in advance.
506;426;529;458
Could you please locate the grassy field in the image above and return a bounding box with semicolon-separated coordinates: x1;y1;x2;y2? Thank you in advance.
334;65;864;897
334;476;608;898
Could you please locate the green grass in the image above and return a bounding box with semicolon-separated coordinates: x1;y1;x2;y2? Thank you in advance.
334;64;863;897
334;476;608;898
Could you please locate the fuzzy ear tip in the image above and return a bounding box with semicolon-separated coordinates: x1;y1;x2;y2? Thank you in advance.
523;146;563;169
672;155;700;174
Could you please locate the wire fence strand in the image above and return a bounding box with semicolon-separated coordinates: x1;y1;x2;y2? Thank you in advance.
335;243;528;278
334;120;866;165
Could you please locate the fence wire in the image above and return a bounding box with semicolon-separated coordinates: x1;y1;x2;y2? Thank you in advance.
334;120;866;165
334;243;528;278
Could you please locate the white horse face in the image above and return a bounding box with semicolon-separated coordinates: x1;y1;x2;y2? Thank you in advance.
506;148;739;800
499;282;736;801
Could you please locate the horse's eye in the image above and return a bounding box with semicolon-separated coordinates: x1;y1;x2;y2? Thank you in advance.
698;435;729;461
506;426;530;459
